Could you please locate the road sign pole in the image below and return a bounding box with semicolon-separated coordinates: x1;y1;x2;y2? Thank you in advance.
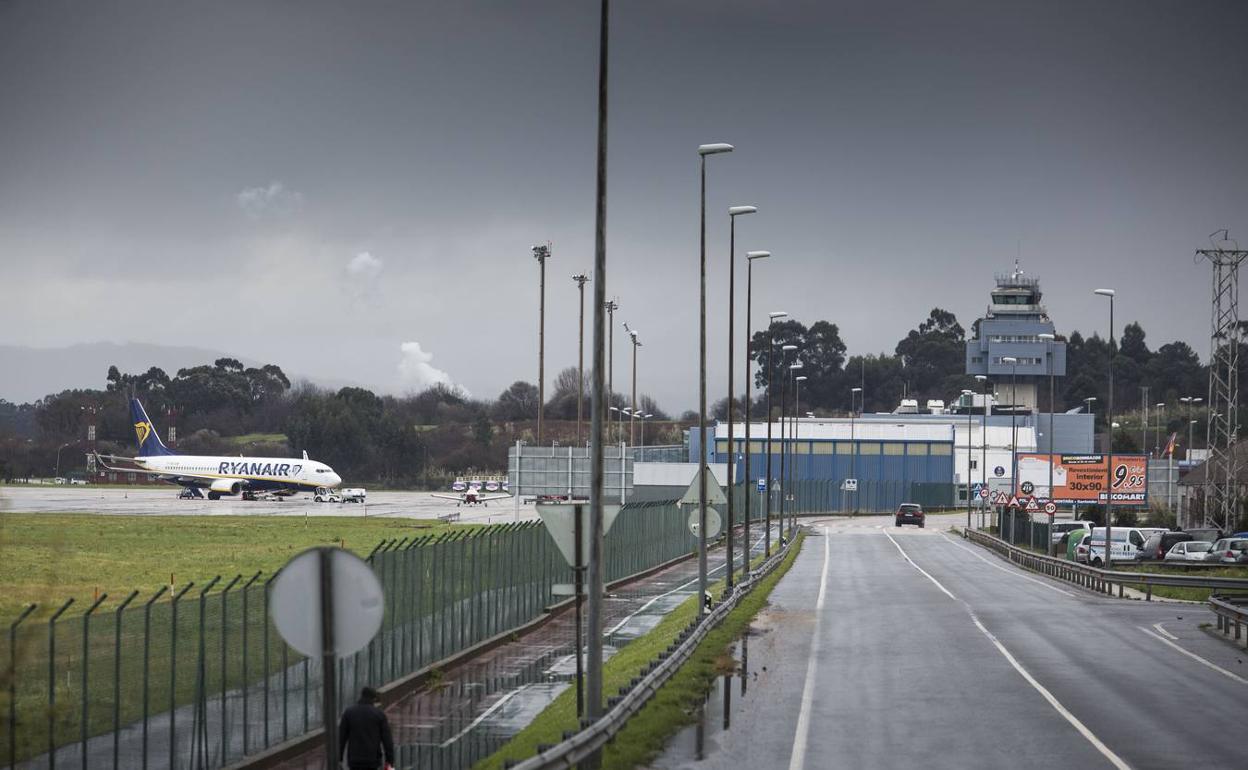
318;547;338;770
574;503;584;718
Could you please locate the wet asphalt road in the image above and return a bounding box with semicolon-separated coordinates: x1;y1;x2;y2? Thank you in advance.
654;514;1247;770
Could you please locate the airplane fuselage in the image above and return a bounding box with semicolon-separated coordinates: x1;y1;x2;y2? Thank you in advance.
134;454;343;495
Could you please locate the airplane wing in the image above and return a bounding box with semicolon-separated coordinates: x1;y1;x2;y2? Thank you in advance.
430;493;463;501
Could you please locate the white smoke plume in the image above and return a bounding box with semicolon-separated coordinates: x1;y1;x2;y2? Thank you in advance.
397;341;460;393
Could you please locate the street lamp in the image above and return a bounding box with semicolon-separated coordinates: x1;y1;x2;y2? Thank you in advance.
850;386;862;514
794;372;808;533
1180;396;1203;464
624;323;641;446
742;252;771;575
697;141;733;618
573;273;591;445
764;311;787;556
725;205;757;590
779;344;798;545
1039;331;1058;554
976;374;989;528
1094;288;1115;544
605;299;619;442
962;388;974;529
1155;402;1166;457
532;244;551;442
1002;356;1019;496
54;441;74;479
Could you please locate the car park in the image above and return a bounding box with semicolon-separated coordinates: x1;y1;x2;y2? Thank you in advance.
895;503;925;528
1205;538;1248;564
1164;541;1212;562
1140;530;1193;561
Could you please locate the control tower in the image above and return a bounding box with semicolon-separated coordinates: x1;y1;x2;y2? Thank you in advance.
965;262;1066;412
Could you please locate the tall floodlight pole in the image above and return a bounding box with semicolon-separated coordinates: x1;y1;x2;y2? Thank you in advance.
533;244;551;442
605;299;618;441
1155;402;1165;457
1140;386;1150;459
794;373;808;533
1039;333;1057;555
962;389;974;529
573;273;591;446
742;252;771;576
1094;288;1116;554
778;344;798;544
763;311;787;556
850;386;862;514
724;206;756;589
585;0;610;726
977;375;989;527
624;325;641;446
697;141;733;618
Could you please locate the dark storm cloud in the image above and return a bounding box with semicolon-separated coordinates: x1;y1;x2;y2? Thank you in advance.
1;0;1245;410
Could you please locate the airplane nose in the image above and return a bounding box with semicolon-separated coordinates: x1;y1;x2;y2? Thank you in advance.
328;473;342;488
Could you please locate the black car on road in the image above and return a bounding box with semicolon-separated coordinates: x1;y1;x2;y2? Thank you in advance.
895;503;925;528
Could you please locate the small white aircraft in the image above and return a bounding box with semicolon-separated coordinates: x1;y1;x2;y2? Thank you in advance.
430;489;511;507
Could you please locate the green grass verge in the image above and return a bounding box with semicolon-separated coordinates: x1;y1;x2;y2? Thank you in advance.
1113;564;1248;602
0;512;458;618
475;532;806;770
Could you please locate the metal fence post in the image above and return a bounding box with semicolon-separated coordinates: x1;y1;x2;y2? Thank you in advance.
220;574;241;764
169;581;195;770
112;590;139;770
81;592;108;769
240;571;261;757
262;573;275;750
192;576;219;770
140;586;167;770
47;597;75;770
8;603;36;770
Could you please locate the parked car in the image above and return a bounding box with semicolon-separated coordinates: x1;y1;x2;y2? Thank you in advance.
1051;521;1098;546
1140;530;1193;561
1205;538;1248;564
1164;541;1212;562
895;503;925;528
1087;527;1147;567
1073;533;1093;563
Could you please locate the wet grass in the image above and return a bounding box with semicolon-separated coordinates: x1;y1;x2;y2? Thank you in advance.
0;512;457;618
1112;564;1248;602
475;533;805;770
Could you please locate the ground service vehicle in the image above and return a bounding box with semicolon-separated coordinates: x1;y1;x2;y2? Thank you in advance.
895;503;924;528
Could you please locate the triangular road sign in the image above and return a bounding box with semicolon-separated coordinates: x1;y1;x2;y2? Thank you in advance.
1007;495;1021;509
1024;497;1040;513
535;502;623;567
679;465;728;506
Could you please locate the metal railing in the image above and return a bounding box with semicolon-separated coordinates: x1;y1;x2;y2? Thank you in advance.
507;529;799;770
1210;595;1248;643
964;528;1248;599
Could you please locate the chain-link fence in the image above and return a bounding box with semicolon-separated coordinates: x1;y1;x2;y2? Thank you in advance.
3;501;707;770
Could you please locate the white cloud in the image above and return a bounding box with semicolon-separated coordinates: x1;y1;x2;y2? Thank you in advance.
236;182;304;219
346;251;383;279
397;341;459;393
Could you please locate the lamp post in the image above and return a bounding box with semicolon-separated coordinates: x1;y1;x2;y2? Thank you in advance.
850;386;862;514
54;442;73;479
605;299;618;441
962;389;974;529
697;141;733;618
742;252;771;576
1002;356;1019;494
1154;402;1166;457
764;311;787;556
624;323;641;446
1180;396;1203;462
1039;332;1057;554
573;273;591;445
639;413;653;452
976;374;989;528
793;373;808;530
1094;288;1116;552
724;205;756;590
778;344;798;545
533;245;551;442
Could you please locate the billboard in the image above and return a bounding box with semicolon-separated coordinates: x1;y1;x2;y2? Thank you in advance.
1014;454;1148;505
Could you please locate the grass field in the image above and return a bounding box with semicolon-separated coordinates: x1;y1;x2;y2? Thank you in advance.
0;512;457;618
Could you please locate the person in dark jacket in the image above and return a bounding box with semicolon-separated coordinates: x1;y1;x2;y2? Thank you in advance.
339;687;395;770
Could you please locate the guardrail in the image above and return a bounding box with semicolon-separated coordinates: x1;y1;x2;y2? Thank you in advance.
964;529;1248;600
1210;595;1248;643
506;530;800;770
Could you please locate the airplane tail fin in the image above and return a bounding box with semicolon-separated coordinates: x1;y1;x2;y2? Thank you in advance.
130;398;174;457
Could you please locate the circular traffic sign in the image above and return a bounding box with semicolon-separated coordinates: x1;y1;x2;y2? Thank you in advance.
1044;501;1057;515
993;466;1005;477
978;487;989;499
269;547;384;659
1020;481;1035;495
688;506;723;539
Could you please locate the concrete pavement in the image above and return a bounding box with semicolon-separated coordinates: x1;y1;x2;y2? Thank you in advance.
653;514;1246;770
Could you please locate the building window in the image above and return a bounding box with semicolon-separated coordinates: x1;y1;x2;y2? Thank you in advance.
882;443;905;456
970;459;978;470
930;444;953;456
794;441;811;455
858;442;881;455
907;444;929;456
835;442;853;455
715;439;728;454
812;442;834;454
749;440;764;454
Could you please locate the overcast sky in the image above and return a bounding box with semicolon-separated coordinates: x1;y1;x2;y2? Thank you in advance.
2;0;1246;412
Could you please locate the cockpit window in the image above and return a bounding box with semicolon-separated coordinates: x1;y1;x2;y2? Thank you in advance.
316;467;331;473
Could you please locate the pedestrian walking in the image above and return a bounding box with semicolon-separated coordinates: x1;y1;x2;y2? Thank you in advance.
339;687;396;770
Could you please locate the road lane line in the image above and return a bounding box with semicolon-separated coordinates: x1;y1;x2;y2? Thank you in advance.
887;532;1133;770
787;527;830;770
1151;622;1178;641
1139;627;1248;685
939;533;1075;597
440;685;530;747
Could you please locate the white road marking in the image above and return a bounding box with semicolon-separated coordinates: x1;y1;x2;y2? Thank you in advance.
1151;622;1178;641
1139;627;1248;685
887;532;1133;770
440;684;530;747
787;527;830;770
939;533;1075;597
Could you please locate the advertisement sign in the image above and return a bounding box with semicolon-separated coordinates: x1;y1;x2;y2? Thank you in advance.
1015;454;1148;505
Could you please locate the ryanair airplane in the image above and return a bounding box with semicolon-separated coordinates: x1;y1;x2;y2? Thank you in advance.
96;398;342;500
